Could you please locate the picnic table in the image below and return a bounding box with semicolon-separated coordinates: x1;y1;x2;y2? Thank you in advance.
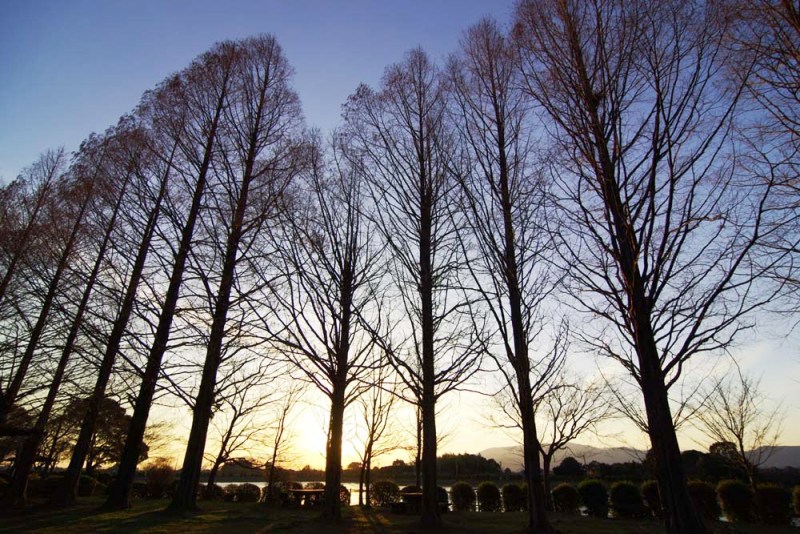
390;492;449;514
287;488;325;508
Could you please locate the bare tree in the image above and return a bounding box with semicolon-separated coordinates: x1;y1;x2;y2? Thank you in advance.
696;368;783;487
169;34;306;513
263;384;301;500
353;361;401;508
10;128;136;504
203;362;279;489
105;41;238;510
513;1;780;531
51;121;175;507
254;135;383;519
344;48;483;527
447;18;556;531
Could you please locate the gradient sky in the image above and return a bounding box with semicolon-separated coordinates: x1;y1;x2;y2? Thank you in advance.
0;0;517;180
2;1;798;467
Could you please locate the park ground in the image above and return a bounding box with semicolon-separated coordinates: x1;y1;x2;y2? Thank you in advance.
0;498;797;533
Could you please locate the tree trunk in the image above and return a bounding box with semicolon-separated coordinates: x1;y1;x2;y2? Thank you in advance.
50;147;173;508
365;456;372;508
542;455;553;512
104;82;226;511
206;461;221;489
639;341;706;533
358;461;365;507
10;173;129;505
322;383;346;519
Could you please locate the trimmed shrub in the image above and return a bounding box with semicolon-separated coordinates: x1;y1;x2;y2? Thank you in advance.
200;483;225;501
794;486;800;515
450;482;475;511
437;486;449;507
370;480;400;506
718;479;755;522
132;481;148;499
552;483;579;514
32;475;63;498
640;480;661;518
235;483;261;502
688;480;720;521
223;484;239;502
304;481;325;489
609;481;646;518
578;479;608;518
755;484;791;525
145;459;175;499
476;481;501;512
339;485;351;506
77;475;97;497
502;483;525;512
0;477;10;500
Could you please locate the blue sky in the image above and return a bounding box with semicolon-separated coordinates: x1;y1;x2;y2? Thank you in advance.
0;0;517;181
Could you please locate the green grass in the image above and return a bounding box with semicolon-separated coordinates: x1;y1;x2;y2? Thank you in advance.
0;498;796;533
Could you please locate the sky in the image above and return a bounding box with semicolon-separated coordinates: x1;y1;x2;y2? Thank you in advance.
2;1;798;469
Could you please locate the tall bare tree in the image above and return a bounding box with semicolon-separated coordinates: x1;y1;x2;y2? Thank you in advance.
514;1;780;531
169;34;305;513
51;121;175;507
105;41;237;510
254;136;383;519
10;128;136;504
344;49;483;526
447;18;555;531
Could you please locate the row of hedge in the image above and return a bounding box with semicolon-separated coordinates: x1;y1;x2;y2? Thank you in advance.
369;477;799;525
551;479;798;525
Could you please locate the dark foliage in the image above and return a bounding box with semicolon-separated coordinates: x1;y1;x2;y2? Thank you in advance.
687;480;721;521
640;480;662;518
718;479;755;522
551;483;579;513
553;457;585;477
755;484;791;525
450;481;475;511
609;481;647;518
502;483;525;512
578;479;608;518
370;480;400;506
476;481;501;512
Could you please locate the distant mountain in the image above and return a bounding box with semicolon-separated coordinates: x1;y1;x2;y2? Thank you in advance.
480;444;800;471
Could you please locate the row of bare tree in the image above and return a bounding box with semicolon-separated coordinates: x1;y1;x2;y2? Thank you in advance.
1;1;798;532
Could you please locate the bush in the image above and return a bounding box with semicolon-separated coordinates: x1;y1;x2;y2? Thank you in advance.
794;486;800;515
640;480;661;518
31;475;63;498
551;483;579;513
476;481;501;512
502;483;525;512
77;475;97;497
755;484;791;525
304;481;325;489
437;486;448;505
609;481;646;518
718;479;755;522
0;477;10;500
450;482;475;511
132;481;148;499
200;483;225;501
145;459;175;499
688;480;720;521
339;484;351;506
223;484;239;502
370;480;400;506
235;483;261;502
578;479;608;518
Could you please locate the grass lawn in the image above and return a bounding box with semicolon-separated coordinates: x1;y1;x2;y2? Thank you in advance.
0;498;796;533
